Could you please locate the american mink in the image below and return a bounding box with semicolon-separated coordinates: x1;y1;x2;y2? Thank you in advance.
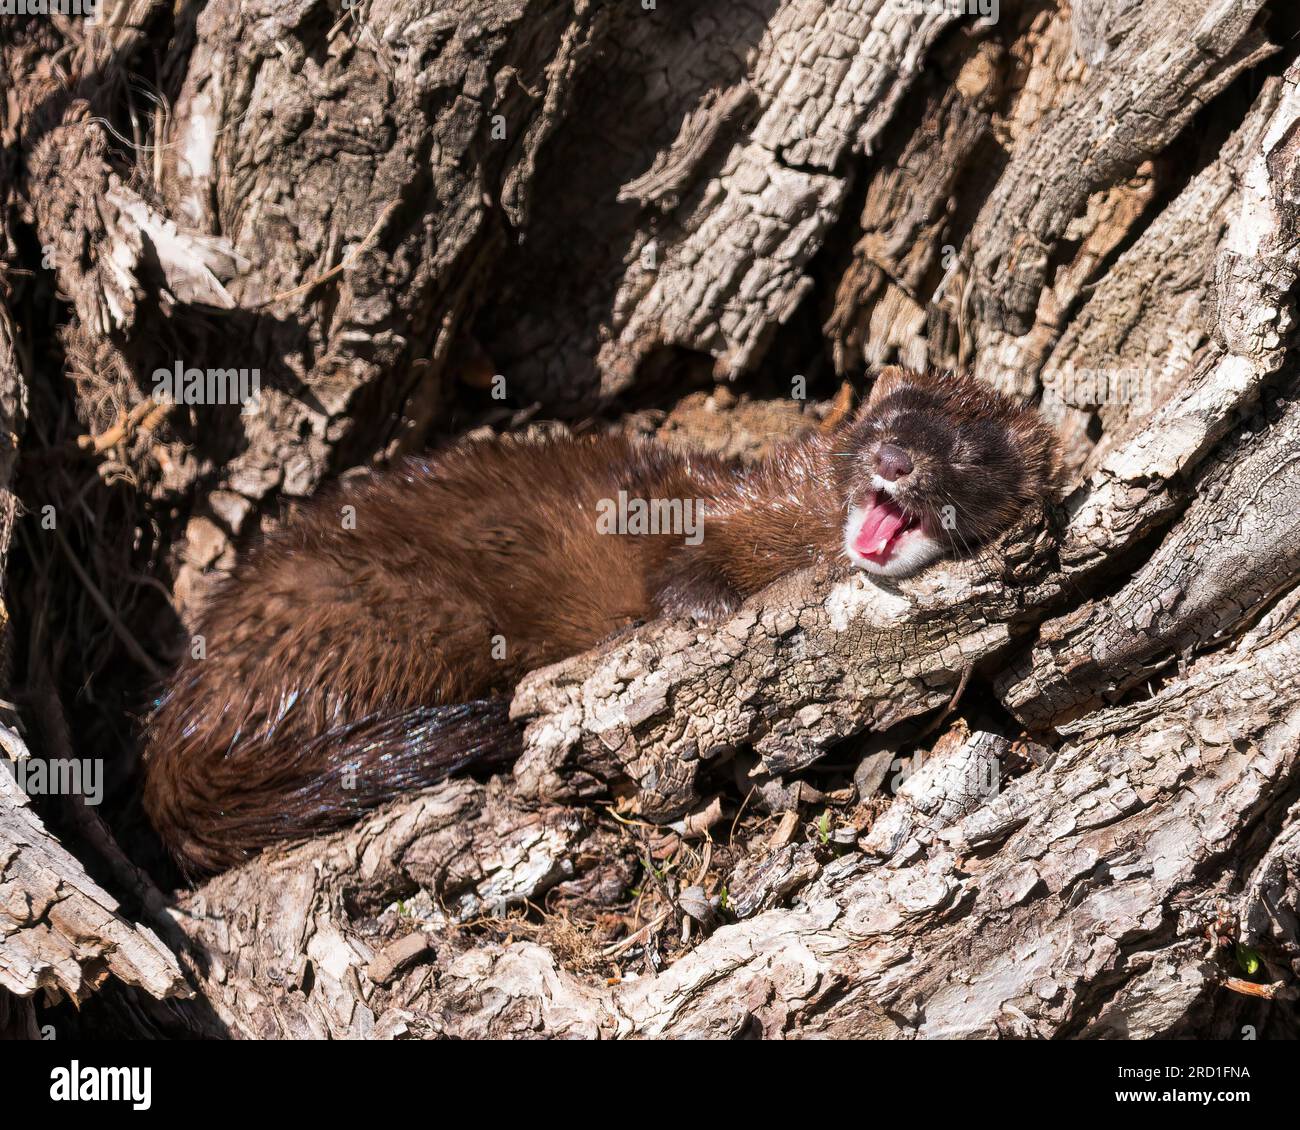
142;368;1057;874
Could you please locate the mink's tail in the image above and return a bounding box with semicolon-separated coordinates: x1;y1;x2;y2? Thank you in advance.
142;700;521;877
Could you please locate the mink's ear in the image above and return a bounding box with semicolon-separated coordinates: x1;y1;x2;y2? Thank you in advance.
857;365;911;419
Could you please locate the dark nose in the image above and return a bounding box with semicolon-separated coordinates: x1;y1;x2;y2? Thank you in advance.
875;443;913;482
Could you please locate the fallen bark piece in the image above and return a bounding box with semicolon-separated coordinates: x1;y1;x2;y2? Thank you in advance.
726;842;822;920
859;729;1008;860
367;933;432;987
0;764;187;1005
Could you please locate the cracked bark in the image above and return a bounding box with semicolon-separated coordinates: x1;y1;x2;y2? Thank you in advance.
162;606;1300;1037
3;0;1300;1039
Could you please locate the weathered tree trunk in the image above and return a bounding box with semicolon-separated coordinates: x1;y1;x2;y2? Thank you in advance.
2;0;1299;1039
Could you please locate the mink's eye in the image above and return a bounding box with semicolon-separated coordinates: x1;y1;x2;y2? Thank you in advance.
953;419;1002;466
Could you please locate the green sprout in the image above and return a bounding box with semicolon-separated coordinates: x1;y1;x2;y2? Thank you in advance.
1235;944;1262;976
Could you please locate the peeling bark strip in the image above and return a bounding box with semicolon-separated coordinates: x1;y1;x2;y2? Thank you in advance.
971;0;1274;340
158;0;606;604
4;0;1300;1041
18;0;607;620
1038;72;1281;479
997;60;1300;728
3;157;191;1021
1058;63;1300;576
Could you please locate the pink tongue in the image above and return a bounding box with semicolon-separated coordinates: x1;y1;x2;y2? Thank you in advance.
854;498;911;559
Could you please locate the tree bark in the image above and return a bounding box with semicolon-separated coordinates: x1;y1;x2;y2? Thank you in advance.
2;0;1299;1039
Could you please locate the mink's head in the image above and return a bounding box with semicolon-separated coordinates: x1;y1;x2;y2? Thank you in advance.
835;368;1058;578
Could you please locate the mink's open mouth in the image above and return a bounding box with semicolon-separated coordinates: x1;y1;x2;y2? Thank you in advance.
841;491;948;578
849;492;919;564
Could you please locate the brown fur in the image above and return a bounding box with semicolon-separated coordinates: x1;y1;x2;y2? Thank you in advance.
142;369;1058;874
